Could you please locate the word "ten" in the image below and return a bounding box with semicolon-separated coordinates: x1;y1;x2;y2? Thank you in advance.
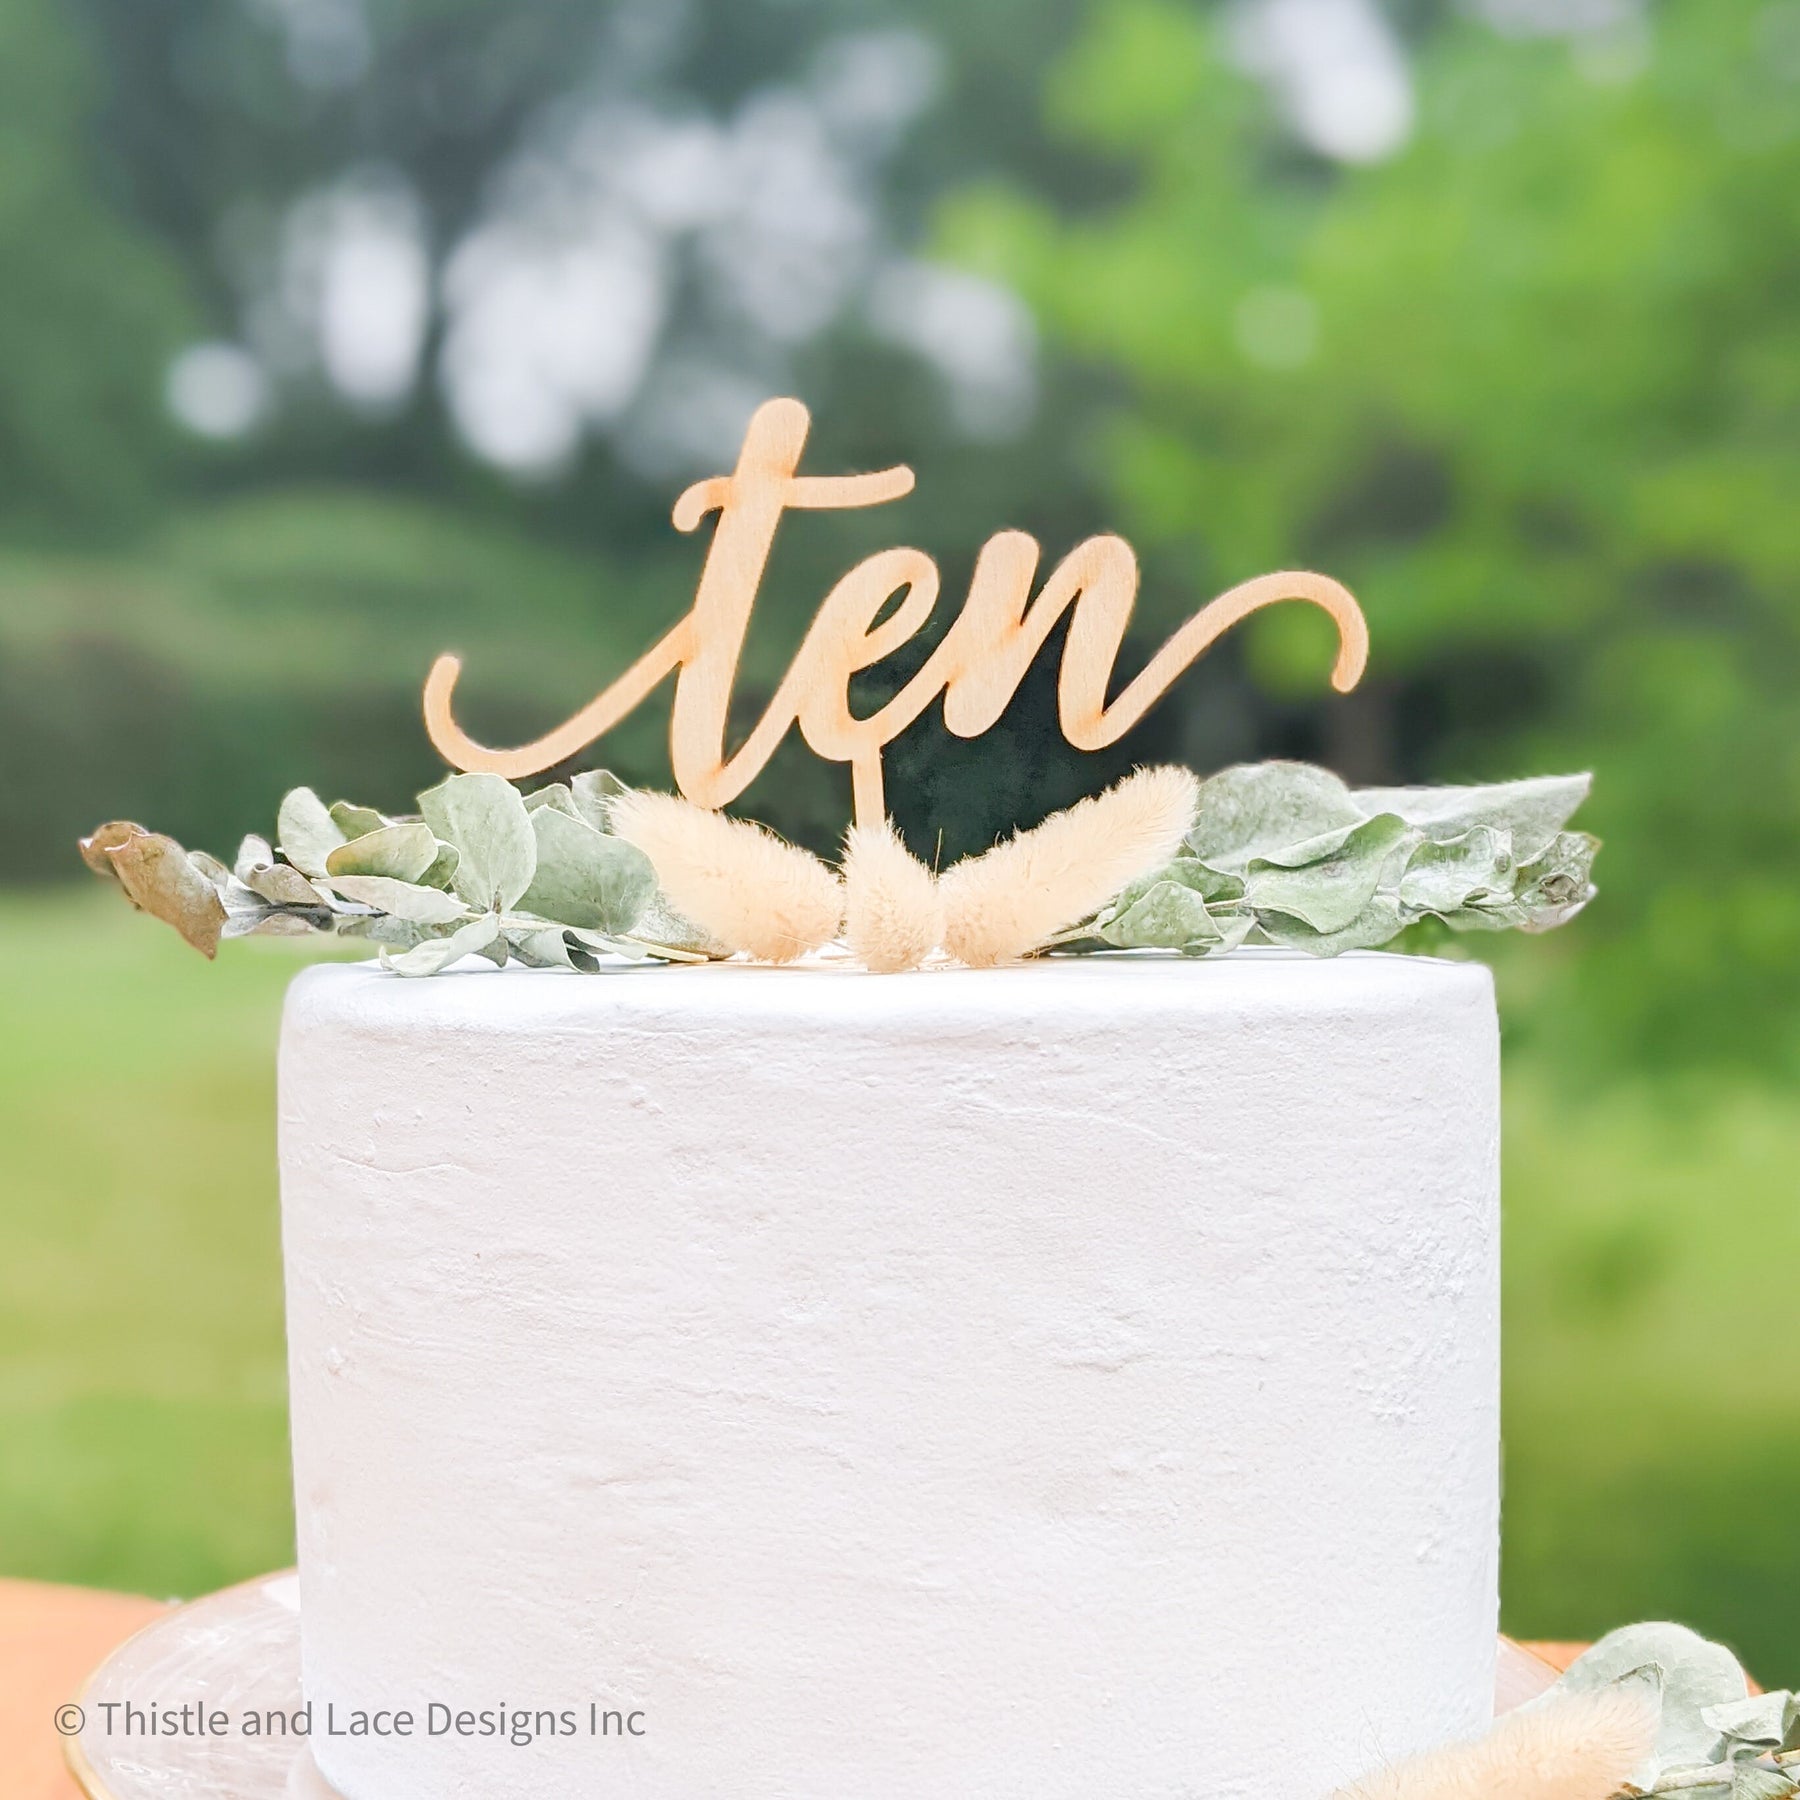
424;398;1368;826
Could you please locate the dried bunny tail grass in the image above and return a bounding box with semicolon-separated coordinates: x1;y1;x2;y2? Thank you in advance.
609;790;842;964
842;820;943;974
1334;1688;1657;1800
939;764;1200;968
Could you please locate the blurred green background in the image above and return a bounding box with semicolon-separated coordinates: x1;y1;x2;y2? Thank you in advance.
2;0;1796;1682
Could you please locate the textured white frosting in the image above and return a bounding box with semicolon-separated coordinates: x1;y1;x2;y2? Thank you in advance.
278;951;1500;1800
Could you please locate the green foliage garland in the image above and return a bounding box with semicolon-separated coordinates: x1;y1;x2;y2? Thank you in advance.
80;761;1596;975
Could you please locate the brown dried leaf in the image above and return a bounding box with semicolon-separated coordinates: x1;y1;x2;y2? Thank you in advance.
79;821;148;882
106;832;228;958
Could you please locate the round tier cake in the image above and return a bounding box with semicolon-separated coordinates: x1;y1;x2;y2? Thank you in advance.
277;949;1500;1800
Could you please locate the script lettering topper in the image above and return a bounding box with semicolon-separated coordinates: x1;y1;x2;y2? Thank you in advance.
423;397;1369;827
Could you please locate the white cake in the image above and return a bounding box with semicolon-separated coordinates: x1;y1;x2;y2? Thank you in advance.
277;950;1499;1800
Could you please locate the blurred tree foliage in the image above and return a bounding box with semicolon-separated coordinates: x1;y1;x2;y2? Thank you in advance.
942;0;1800;1076
2;0;1796;1080
5;0;1181;876
0;0;192;535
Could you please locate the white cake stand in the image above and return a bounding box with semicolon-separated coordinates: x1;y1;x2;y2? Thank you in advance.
64;1571;341;1800
63;1569;1564;1799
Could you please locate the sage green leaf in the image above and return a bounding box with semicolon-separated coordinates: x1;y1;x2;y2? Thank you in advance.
1098;869;1226;952
324;821;438;883
633;890;725;956
524;784;581;818
1552;1623;1748;1786
380;914;502;976
1517;831;1599;931
336;913;426;950
278;787;347;878
507;927;575;968
1186;762;1365;869
106;831;228;958
1120;855;1245;905
618;935;713;963
1730;1767;1797;1800
570;768;626;831
1352;773;1591;862
1399;826;1516;914
1244;820;1363;868
418;841;459;890
223;908;321;939
568;927;657;961
234;831;327;906
1702;1695;1800;1756
419;772;536;910
244;858;328;908
1256;891;1408;955
518;806;656;933
187;849;233;892
327;875;471;924
79;821;145;882
233;834;273;882
328;801;388;839
1244;813;1416;934
1104;884;1220;949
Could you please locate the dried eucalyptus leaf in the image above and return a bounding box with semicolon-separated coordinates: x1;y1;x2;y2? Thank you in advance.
633;890;725;956
507;927;575;969
234;834;274;882
107;832;228;958
519;807;656;933
1097;865;1228;952
1256;890;1409;955
1352;773;1591;862
1702;1695;1800;1755
1244;813;1416;934
187;849;233;892
1553;1623;1748;1786
523;784;580;818
419;772;536;910
1117;855;1244;906
223;908;323;939
277;787;347;878
569;768;626;831
328;801;388;839
380;914;501;976
1399;826;1516;914
336;913;426;949
1245;820;1363;868
567;927;657;961
1517;831;1599;931
418;840;459;890
324;820;438;883
1186;762;1365;869
1731;1767;1798;1800
327;875;471;924
243;858;329;908
79;821;146;881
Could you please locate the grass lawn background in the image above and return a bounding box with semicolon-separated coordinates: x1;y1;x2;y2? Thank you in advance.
3;890;1794;1684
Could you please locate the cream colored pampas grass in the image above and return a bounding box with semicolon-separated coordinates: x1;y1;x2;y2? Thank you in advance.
843;820;944;973
1334;1688;1657;1800
609;790;842;964
938;764;1199;968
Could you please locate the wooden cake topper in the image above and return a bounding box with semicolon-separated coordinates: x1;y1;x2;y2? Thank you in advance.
423;397;1369;828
